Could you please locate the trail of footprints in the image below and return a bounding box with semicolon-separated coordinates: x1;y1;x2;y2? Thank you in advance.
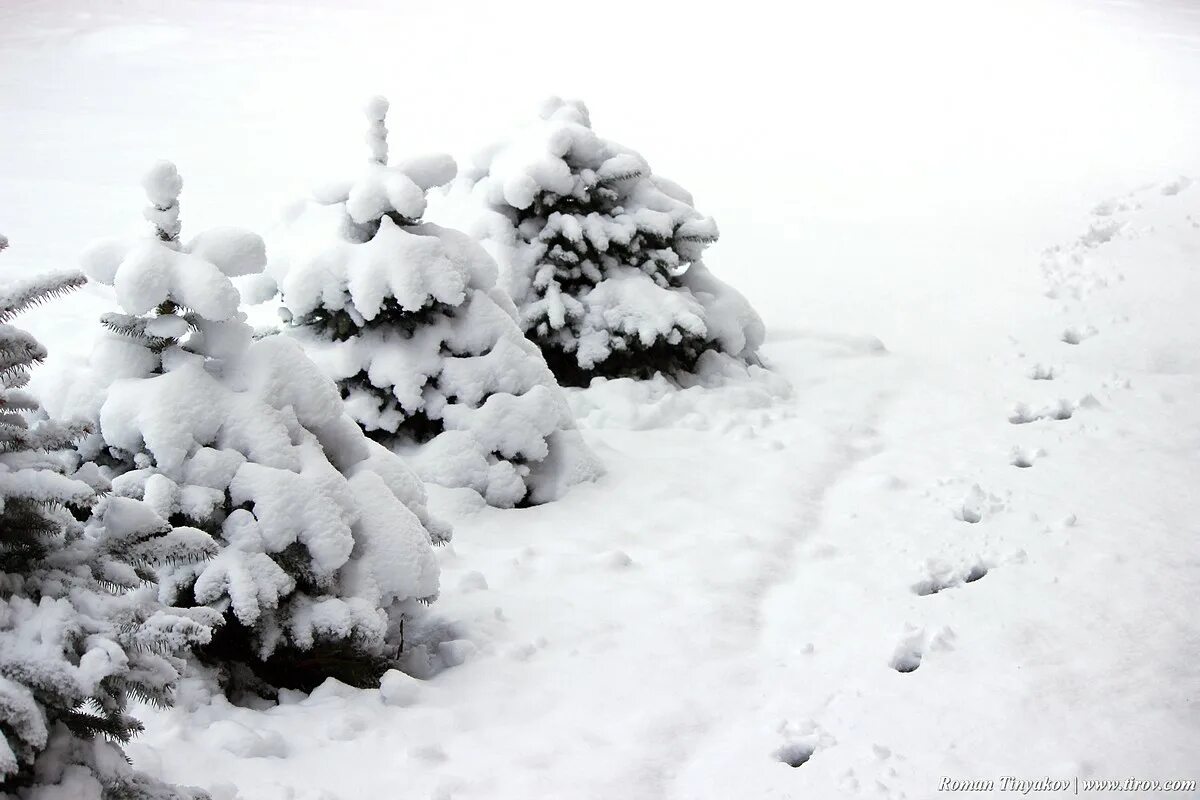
889;180;1189;676
771;179;1189;788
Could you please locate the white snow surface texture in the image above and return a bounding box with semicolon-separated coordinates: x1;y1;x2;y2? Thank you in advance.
4;0;1200;798
268;102;602;508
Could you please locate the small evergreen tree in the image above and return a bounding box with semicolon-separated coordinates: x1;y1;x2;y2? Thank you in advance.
457;98;765;386
0;235;215;799
49;164;447;694
270;97;602;508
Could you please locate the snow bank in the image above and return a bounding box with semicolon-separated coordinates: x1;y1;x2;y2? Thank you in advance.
568;351;791;431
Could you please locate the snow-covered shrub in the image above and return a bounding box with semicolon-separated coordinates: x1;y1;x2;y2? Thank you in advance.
268;97;602;508
46;165;447;693
442;97;765;386
0;236;214;799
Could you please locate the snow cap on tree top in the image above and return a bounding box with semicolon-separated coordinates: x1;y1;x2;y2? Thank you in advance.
365;95;390;165
539;96;590;127
365;95;390;122
142;160;184;243
470;97;623;210
80;163;265;321
142;160;183;207
336;96;456;222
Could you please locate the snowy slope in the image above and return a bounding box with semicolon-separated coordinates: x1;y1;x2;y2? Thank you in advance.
3;0;1200;798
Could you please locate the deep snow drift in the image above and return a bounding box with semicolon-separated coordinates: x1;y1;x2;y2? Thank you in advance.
2;0;1200;798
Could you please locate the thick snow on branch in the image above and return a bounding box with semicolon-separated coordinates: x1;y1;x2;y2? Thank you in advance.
271;97;601;508
438;97;765;384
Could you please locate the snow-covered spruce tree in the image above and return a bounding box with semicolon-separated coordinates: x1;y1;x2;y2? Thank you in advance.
269;96;602;508
51;163;446;694
0;235;215;800
458;98;765;386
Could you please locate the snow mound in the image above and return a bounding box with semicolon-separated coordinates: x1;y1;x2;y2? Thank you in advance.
568;351;791;431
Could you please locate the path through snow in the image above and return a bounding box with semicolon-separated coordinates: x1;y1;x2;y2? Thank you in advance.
664;183;1200;800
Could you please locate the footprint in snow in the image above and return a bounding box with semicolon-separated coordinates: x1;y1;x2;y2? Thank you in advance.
890;625;956;673
1061;325;1098;345
955;483;996;524
1046;400;1075;420
1091;196;1139;216
1161;175;1193;196
775;741;816;768
912;559;990;596
1008;403;1038;425
409;743;448;763
890;627;925;673
1009;446;1044;469
1079;219;1123;247
1008;399;1074;425
773;720;833;768
594;549;634;569
1026;363;1057;380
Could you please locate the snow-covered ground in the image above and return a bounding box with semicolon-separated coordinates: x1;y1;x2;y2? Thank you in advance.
3;0;1199;798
